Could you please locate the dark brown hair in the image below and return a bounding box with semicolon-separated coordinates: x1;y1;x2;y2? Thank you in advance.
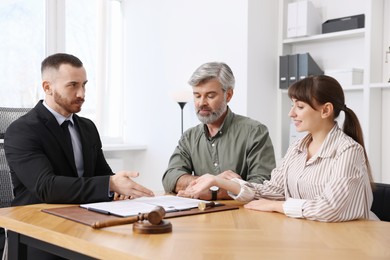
288;75;372;181
41;53;83;74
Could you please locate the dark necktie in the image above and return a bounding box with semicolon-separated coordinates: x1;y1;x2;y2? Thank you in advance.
61;120;74;158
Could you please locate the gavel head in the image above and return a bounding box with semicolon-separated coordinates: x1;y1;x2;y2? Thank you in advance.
133;206;172;234
147;206;166;225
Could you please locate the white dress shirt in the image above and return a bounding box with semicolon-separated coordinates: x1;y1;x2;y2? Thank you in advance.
43;101;84;177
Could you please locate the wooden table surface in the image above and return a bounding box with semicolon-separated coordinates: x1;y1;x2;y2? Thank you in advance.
1;201;390;259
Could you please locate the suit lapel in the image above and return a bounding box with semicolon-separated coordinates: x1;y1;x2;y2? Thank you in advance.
36;102;78;176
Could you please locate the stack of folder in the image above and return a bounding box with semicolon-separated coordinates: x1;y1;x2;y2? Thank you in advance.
279;53;324;89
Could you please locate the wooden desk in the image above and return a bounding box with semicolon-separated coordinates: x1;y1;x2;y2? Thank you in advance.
1;202;390;259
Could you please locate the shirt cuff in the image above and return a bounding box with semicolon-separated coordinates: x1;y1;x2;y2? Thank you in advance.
108;191;114;201
227;178;256;202
283;198;306;218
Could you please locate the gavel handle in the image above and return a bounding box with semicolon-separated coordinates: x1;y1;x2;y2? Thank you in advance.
92;215;140;229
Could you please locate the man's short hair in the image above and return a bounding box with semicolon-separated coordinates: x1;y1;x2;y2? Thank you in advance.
41;53;83;75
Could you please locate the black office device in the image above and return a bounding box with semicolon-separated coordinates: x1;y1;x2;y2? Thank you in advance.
322;14;365;34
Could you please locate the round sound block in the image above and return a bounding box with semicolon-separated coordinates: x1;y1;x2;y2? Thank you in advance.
133;220;172;234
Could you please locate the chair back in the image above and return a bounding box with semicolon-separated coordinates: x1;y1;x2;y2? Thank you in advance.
0;107;32;139
0;107;31;207
371;182;390;222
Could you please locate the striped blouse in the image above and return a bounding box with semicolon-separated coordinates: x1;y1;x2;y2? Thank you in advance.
230;123;377;222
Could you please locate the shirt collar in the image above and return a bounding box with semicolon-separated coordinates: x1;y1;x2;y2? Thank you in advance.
43;100;74;126
296;122;339;158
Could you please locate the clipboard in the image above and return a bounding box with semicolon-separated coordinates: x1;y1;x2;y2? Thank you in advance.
42;203;239;227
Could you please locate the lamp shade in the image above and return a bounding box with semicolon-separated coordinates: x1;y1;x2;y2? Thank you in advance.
171;89;192;103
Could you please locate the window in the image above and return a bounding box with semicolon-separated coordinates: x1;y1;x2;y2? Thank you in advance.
0;0;45;107
65;0;99;123
104;0;124;140
0;0;124;142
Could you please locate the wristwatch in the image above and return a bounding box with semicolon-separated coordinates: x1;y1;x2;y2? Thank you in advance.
210;186;219;201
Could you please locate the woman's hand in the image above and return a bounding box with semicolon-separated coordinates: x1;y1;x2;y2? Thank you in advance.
177;174;217;199
244;198;284;213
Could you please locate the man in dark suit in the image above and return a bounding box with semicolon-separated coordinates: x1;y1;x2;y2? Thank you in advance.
3;53;153;259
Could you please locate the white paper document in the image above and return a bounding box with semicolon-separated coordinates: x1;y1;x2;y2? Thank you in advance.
80;196;209;217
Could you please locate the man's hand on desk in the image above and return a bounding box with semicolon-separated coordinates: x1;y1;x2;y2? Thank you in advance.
110;171;154;199
175;174;211;199
177;187;211;200
178;174;217;199
218;170;242;180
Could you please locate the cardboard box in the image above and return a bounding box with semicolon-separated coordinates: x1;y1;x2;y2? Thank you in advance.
322;14;365;34
325;68;364;86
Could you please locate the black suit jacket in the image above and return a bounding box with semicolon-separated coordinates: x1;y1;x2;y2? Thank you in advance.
4;100;113;205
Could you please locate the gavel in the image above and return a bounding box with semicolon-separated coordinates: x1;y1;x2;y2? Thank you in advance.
92;206;166;229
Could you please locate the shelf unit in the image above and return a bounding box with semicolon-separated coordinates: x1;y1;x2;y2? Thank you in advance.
276;0;388;182
282;28;365;45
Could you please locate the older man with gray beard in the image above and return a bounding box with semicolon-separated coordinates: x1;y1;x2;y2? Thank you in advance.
162;62;275;200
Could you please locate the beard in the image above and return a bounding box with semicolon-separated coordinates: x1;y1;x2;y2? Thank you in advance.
53;91;84;114
196;98;227;124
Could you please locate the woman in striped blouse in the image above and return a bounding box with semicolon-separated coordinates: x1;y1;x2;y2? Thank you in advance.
179;75;378;222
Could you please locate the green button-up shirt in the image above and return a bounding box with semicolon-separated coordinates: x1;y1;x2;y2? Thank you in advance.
162;108;276;192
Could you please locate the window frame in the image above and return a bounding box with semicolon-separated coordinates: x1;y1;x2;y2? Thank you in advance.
46;0;124;143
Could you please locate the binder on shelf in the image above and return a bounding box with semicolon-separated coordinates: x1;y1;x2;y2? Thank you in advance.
298;53;324;80
279;53;323;89
288;54;299;86
279;55;289;89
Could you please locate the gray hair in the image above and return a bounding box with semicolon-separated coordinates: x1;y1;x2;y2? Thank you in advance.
188;62;235;91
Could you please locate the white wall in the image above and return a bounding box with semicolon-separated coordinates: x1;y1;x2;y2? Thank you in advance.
247;0;279;143
120;0;278;191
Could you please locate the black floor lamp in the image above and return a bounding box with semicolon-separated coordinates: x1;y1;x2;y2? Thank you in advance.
177;102;187;135
172;89;192;135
